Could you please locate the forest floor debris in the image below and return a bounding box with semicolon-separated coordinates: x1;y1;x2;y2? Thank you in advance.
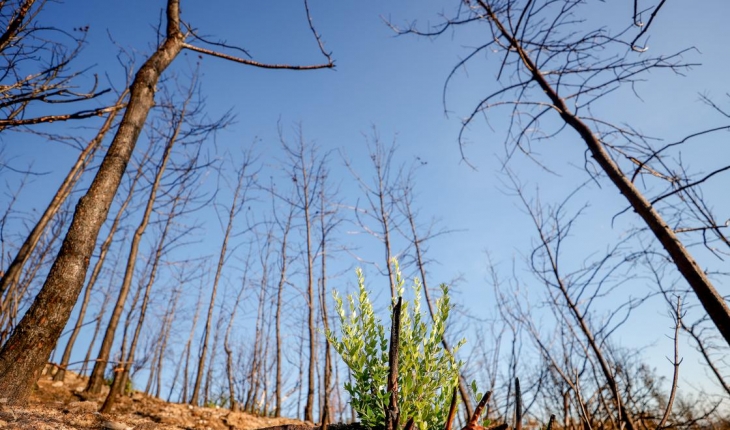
0;366;307;429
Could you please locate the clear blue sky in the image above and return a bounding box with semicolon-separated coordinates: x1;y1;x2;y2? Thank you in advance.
2;0;729;413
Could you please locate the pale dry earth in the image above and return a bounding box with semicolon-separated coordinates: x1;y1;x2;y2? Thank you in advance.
0;367;308;430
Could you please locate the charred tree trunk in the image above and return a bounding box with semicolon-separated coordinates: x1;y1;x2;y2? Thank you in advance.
319;179;334;426
301;146;316;423
274;204;293;417
54;134;150;383
0;0;184;404
191;159;252;405
177;285;204;404
2;207;70;338
86;100;180;394
100;159;185;412
225;262;249;412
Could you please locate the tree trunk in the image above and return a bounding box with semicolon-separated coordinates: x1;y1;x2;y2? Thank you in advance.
203;308;224;406
274;205;293;417
80;268;117;377
54;130;148;383
151;286;180;398
86;99;180;394
177;286;204;403
302;152;316;423
100;136;183;413
101;180;179;413
319;183;332;426
246;253;269;413
402;197;475;419
1;208;69;339
191;160;250;405
225;254;250;412
0;0;184;404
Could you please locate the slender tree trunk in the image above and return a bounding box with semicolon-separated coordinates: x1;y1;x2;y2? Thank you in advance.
101;185;178;413
334;350;342;422
554;274;637;430
86;106;179;394
2;209;68;338
144;289;180;398
102;172;184;411
152;286;180;398
224;256;250;412
203;308;224;406
191;161;250;405
177;286;204;403
0;1;184;404
0;172;29;292
80;263;118;377
247;257;268;413
319;184;332;426
296;139;317;423
146;284;181;397
54;135;149;383
261;309;274;415
377;184;396;297
346;137;399;296
402;199;475;419
274;206;293;417
297;322;305;419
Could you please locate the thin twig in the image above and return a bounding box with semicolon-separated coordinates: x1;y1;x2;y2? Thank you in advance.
630;0;668;51
0;104;119;130
182;43;333;70
303;0;334;66
657;296;683;429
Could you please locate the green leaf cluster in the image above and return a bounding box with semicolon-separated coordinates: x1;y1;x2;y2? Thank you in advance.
326;261;465;430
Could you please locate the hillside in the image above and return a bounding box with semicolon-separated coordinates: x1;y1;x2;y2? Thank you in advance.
0;366;307;430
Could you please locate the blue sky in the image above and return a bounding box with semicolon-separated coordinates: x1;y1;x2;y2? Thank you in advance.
2;0;729;414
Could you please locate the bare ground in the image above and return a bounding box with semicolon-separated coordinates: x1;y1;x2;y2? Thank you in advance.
0;366;308;430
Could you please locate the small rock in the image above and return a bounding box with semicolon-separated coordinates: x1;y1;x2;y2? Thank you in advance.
0;397;7;404
101;420;130;430
51;381;64;388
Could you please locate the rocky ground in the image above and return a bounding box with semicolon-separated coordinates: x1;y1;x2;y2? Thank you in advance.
0;367;308;430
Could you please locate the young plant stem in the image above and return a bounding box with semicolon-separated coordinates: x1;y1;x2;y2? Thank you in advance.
386;296;402;430
466;391;492;430
445;387;458;430
404;417;415;430
546;415;556;430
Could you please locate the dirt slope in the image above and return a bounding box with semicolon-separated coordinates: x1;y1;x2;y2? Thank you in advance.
0;367;307;430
